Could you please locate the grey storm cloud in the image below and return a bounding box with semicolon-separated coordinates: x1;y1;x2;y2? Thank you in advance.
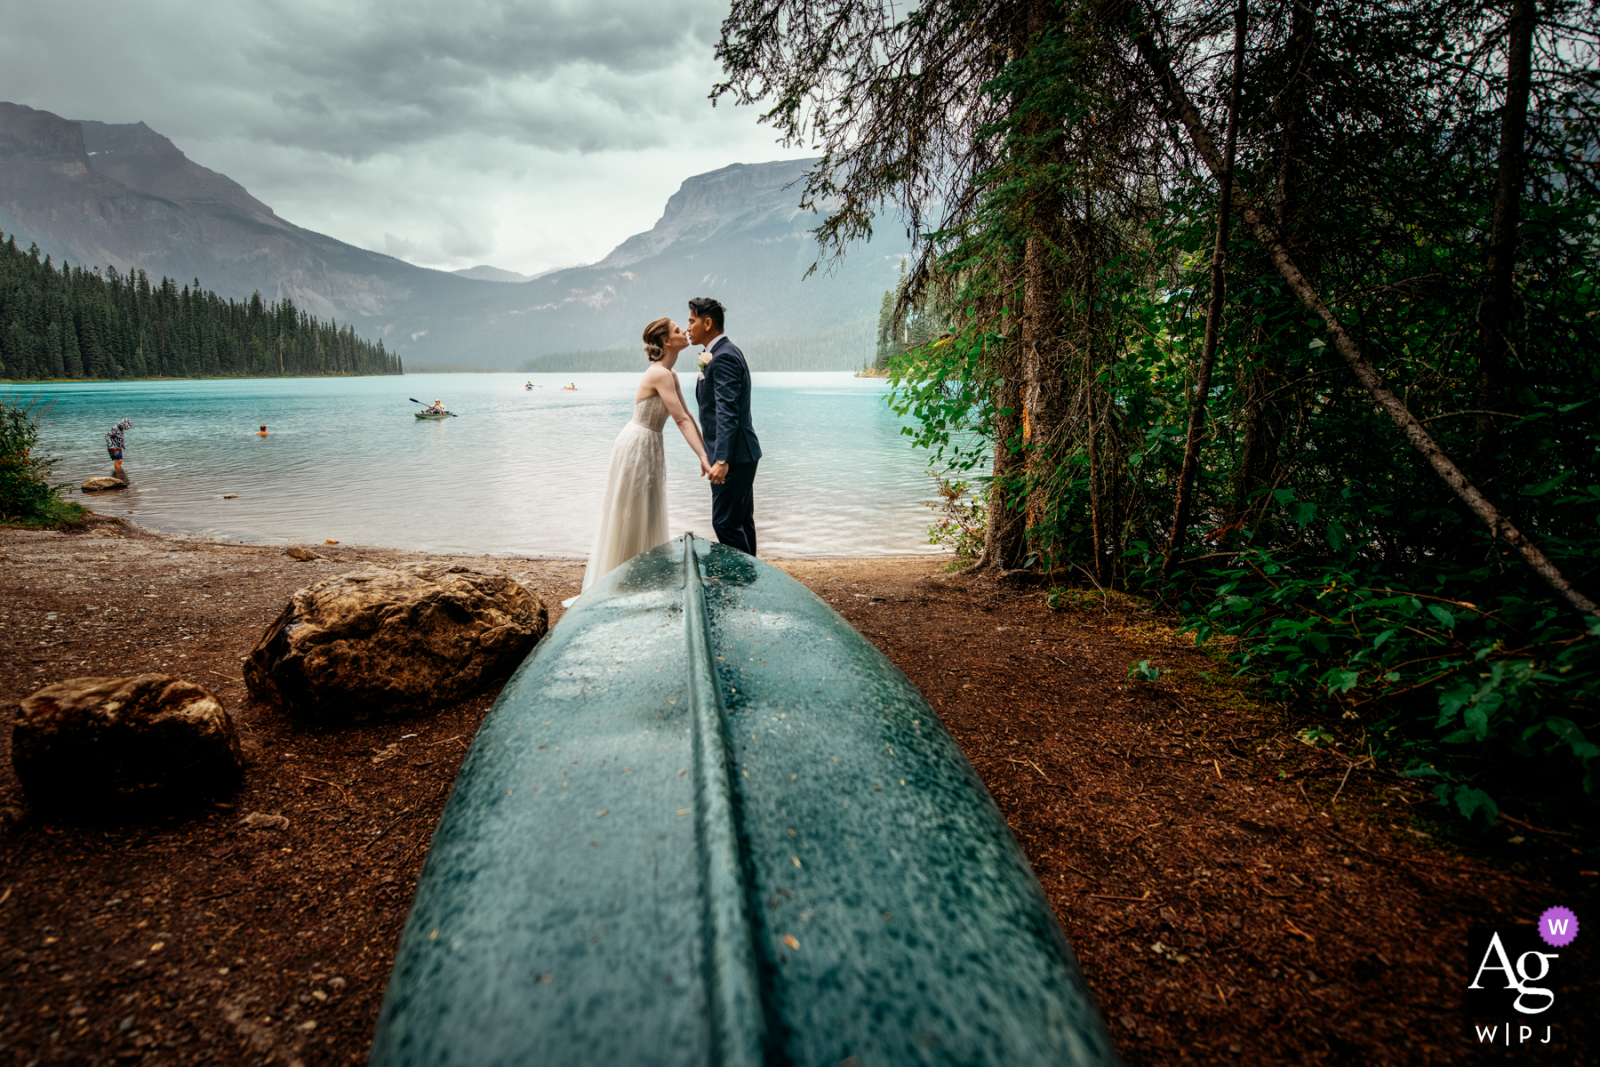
0;0;807;274
240;0;725;157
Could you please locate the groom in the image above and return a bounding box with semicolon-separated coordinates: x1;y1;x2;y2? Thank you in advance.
688;296;761;555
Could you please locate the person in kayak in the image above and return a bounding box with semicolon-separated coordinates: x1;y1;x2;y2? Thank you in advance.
427;400;446;414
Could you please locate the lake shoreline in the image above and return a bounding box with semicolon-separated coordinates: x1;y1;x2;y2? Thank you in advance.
39;508;951;562
27;371;941;558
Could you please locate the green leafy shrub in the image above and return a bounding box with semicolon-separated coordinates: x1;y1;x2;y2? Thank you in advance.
1174;537;1599;823
0;398;83;526
924;476;985;558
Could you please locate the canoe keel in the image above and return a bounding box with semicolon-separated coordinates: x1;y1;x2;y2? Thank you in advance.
371;535;1118;1066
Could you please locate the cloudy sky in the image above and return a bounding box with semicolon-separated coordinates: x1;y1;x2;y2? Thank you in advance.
0;0;813;275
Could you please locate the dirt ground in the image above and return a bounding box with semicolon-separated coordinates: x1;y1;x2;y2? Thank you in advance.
0;517;1593;1066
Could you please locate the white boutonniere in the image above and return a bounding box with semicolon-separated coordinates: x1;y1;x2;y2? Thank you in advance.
697;350;712;381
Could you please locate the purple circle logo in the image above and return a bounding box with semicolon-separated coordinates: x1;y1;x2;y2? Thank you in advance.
1538;906;1579;948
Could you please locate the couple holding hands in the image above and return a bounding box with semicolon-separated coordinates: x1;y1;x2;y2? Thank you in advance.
578;296;760;593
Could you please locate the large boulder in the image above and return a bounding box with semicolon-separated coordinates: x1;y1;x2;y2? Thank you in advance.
80;476;127;492
12;675;244;811
245;562;547;718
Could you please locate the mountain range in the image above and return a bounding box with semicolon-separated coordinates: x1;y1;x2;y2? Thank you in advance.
0;102;903;370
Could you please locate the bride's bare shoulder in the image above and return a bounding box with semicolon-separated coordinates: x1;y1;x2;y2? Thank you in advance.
636;363;670;400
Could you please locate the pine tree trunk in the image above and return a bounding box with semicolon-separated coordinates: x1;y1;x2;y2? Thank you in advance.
982;334;1028;570
1231;0;1316;524
1018;0;1070;562
1163;0;1246;574
1473;0;1535;467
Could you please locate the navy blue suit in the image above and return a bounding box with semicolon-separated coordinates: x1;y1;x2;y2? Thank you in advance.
695;335;761;554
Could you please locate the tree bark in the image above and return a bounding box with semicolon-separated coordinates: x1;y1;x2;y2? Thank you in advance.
1230;0;1316;524
1132;24;1600;619
1230;336;1280;524
1019;0;1070;556
981;254;1028;570
1088;381;1105;580
1275;0;1318;237
983;345;1028;570
1163;0;1246;575
1473;0;1536;465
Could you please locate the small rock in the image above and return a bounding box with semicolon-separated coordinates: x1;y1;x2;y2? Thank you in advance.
324;539;339;545
283;547;319;562
221;493;238;500
245;562;547;718
81;477;128;492
238;812;290;831
12;675;244;812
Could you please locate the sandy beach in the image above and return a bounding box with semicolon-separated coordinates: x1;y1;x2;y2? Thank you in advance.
0;516;1589;1065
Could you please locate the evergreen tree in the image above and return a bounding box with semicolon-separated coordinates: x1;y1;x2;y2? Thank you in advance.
0;230;399;381
62;315;83;379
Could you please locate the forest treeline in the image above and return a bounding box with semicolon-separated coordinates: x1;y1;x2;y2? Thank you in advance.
520;319;876;373
0;232;401;380
719;0;1600;820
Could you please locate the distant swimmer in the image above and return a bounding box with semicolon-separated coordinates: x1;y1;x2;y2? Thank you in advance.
256;425;270;436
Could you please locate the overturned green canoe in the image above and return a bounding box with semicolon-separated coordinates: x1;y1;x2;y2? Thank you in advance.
370;535;1118;1067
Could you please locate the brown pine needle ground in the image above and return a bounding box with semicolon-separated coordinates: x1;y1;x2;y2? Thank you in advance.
0;521;1591;1065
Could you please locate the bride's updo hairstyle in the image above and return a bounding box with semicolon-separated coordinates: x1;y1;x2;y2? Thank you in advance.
642;317;672;363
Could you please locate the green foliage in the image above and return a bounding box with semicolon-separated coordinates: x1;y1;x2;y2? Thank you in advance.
924;476;985;557
870;0;1600;822
0;232;400;380
722;0;1600;822
0;397;81;526
1128;660;1163;683
1172;537;1600;810
885;313;1001;476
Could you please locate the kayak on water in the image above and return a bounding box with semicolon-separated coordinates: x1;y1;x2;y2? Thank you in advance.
413;411;452;419
370;534;1118;1067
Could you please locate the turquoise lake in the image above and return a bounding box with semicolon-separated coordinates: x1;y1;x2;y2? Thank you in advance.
6;372;945;558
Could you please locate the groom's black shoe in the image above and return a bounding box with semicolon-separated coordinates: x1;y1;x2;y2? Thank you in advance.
712;460;758;555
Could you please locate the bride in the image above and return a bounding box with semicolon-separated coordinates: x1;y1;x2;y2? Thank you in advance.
578;317;712;593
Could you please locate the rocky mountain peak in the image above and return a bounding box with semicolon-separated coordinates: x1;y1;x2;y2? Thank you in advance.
596;158;819;269
0;102;93;169
79;119;280;224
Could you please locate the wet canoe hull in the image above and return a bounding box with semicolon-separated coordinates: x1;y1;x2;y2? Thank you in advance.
370;535;1118;1066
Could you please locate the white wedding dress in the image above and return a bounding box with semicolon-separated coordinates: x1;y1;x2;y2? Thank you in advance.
579;394;671;592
